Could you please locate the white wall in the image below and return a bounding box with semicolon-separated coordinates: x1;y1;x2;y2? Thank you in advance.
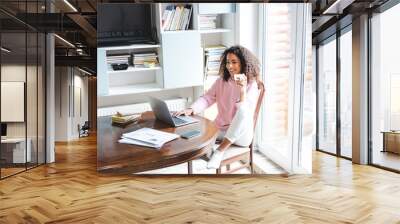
72;74;89;138
55;67;89;141
1;65;39;138
236;4;259;56
55;67;69;141
1;63;46;164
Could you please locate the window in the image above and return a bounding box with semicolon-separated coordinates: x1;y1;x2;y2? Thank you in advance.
0;1;47;179
371;2;400;171
257;3;311;172
339;28;352;158
317;37;337;155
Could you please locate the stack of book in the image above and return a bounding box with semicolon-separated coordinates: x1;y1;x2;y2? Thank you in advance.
162;4;193;31
112;112;141;126
119;127;180;149
204;45;226;76
198;15;218;30
132;52;159;68
107;54;130;70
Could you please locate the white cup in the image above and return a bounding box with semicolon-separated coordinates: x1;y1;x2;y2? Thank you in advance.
234;74;246;81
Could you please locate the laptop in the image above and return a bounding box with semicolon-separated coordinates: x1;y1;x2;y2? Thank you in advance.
149;97;199;127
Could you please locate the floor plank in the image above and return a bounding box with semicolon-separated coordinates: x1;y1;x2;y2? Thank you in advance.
1;135;400;223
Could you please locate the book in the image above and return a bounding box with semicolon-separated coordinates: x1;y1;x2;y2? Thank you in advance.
175;5;184;30
166;7;175;31
112;113;140;123
163;4;192;31
199;14;218;30
163;6;174;30
185;5;192;30
119;127;180;148
170;6;180;31
161;6;171;29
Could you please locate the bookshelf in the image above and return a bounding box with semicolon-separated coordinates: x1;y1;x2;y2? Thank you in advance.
98;3;235;109
98;44;163;96
108;83;163;96
108;66;161;74
101;44;161;51
199;28;231;34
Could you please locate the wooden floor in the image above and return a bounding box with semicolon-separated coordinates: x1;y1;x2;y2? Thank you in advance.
1;135;400;223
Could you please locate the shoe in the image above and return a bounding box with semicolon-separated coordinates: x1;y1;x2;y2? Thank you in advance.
207;149;225;169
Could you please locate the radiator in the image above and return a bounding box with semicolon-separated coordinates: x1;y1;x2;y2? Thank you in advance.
97;98;188;117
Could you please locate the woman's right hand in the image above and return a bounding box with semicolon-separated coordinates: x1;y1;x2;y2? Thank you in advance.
172;108;193;117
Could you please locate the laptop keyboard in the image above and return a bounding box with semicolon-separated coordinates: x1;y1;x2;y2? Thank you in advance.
172;117;186;125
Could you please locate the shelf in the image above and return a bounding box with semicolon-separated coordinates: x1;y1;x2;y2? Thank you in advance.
107;66;161;74
102;44;161;51
108;83;163;96
161;30;198;34
199;28;231;34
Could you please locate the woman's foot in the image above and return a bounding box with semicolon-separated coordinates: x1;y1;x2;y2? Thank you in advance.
207;149;225;169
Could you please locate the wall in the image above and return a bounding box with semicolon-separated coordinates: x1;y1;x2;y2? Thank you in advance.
1;65;40;139
237;4;259;57
55;67;69;141
72;73;89;137
55;67;89;141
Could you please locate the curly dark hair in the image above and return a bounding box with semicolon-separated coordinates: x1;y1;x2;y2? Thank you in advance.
219;45;260;83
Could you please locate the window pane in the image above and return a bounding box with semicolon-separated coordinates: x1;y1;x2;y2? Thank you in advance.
300;20;314;171
340;29;352;158
27;31;38;169
38;33;46;165
317;38;337;154
371;3;400;171
1;31;28;177
261;4;292;160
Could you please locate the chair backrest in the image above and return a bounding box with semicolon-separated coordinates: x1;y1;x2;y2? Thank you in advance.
82;121;90;130
253;81;265;131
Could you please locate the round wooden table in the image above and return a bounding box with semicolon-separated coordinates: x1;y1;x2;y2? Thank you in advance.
97;112;218;174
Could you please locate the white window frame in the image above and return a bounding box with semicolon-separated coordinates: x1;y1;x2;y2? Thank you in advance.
255;3;311;174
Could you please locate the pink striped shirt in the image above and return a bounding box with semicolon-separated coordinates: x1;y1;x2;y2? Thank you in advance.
191;77;259;131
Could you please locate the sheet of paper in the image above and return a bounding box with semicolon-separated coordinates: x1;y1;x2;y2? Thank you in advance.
120;127;179;148
119;137;162;148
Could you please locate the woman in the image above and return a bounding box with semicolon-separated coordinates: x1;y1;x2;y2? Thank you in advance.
174;45;260;169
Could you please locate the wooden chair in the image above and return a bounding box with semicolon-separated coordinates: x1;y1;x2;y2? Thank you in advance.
216;81;265;174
